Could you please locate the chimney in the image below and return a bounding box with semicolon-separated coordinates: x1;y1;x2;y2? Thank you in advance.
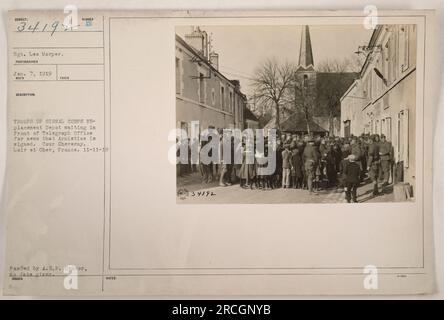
209;52;219;70
201;30;208;58
230;80;240;91
185;26;209;58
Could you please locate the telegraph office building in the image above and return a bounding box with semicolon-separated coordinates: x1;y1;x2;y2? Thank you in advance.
175;27;247;138
340;24;417;190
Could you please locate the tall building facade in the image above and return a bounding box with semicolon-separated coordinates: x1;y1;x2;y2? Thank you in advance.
175;27;247;138
340;25;417;189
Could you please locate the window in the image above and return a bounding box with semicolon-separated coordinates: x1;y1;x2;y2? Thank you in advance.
398;26;410;73
238;99;243;125
179;122;188;141
237;97;241;124
241;103;243;122
382;39;389;83
372;63;378;97
220;86;225;109
380;117;392;139
397;110;409;167
363;77;369;99
344;120;351;138
229;91;233;112
199;73;205;103
383;102;390;110
368;74;372;100
211;89;215;106
303;74;308;88
363;75;372;102
175;58;181;94
388;34;397;84
239;104;243;123
376;57;383;94
386;117;392;142
234;95;237;116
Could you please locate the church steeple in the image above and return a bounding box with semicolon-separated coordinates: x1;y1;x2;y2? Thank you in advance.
298;25;314;70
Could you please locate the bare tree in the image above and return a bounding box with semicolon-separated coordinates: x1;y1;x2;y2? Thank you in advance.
251;58;295;131
318;55;363;73
300;85;316;135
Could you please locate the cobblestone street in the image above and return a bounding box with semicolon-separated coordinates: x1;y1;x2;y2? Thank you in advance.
177;172;395;204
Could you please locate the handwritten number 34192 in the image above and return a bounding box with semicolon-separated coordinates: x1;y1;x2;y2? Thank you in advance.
16;21;64;36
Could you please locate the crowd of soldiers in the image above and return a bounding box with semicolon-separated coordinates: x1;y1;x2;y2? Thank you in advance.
178;131;395;200
230;133;394;196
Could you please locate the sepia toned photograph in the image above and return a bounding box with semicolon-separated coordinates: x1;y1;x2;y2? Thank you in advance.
175;24;417;204
2;9;436;297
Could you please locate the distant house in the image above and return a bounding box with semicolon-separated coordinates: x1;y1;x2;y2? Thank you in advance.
280;113;328;136
264;113;327;136
244;107;260;130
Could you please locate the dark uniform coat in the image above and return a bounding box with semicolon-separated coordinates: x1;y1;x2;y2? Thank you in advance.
367;142;380;182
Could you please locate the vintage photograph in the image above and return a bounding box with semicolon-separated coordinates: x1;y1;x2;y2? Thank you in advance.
175;24;417;204
3;9;436;297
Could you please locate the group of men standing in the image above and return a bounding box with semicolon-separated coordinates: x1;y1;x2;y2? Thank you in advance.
177;130;395;202
238;132;395;199
366;134;395;195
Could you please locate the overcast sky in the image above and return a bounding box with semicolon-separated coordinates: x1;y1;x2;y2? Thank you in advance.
176;25;373;97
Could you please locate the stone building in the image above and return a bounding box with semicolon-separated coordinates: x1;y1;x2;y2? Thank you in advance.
175;27;247;137
340;24;417;189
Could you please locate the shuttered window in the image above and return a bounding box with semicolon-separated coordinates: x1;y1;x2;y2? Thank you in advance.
398;26;410;73
175;58;181;94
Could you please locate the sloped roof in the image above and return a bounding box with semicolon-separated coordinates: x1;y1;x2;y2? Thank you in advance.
281;113;328;133
263;117;276;130
244;107;259;122
263;113;327;133
263;113;293;130
281;113;327;133
264;116;285;130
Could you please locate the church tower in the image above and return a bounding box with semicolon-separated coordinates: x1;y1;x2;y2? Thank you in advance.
298;25;314;70
294;25;317;112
